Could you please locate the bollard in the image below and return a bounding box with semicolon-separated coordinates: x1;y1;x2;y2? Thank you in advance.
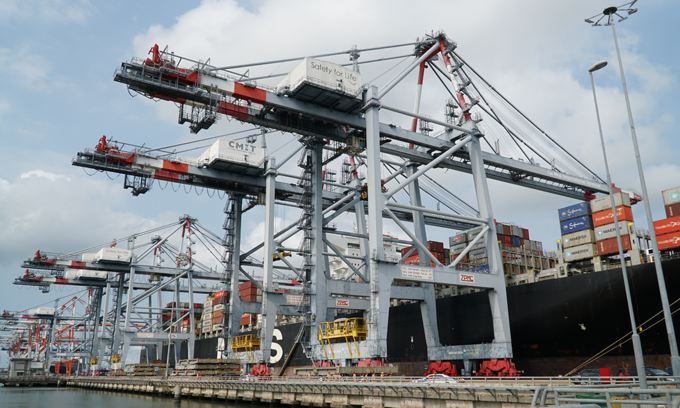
174;385;181;402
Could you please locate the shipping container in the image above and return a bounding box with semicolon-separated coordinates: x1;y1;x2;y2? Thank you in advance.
562;229;595;248
511;225;520;237
466;226;484;241
452;254;469;263
590;192;632;213
594;221;631;242
94;247;132;264
213;304;225;312
522;228;530;240
662;186;680;207
536;241;543;252
449;232;467;246
658;231;680;251
653;216;680;236
666;203;680;218
558;202;591;222
276;57;363;97
469;247;487;259
563;243;597;262
450;242;467;255
511;236;520;247
503;236;512;247
592;206;634;227
198;139;265;169
495;223;504;235
596;235;632;256
503;225;511;236
560;216;594;234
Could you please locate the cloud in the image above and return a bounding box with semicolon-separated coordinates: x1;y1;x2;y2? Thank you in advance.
0;0;91;23
20;169;69;182
0;47;51;88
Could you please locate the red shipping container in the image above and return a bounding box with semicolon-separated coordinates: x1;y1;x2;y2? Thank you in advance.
596;235;632;256
522;228;530;240
427;241;444;252
653;216;680;236
240;313;253;326
503;236;511;247
212;315;224;325
503;225;511;236
592;206;634;227
453;254;469;263
239;281;256;290
666;203;680;218
239;287;257;296
241;294;258;302
658;231;680;251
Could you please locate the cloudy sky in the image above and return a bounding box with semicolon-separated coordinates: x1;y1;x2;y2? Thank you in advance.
1;0;678;365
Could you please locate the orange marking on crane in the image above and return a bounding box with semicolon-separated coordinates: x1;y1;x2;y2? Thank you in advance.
162;160;188;174
233;83;267;104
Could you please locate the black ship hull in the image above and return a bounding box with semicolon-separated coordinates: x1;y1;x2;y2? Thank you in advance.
178;258;680;376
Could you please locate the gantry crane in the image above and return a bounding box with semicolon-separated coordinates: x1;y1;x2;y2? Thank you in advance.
64;31;609;375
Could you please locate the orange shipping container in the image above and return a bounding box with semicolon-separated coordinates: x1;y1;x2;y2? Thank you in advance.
592;206;634;227
657;232;680;251
596;235;632;256
653;216;680;236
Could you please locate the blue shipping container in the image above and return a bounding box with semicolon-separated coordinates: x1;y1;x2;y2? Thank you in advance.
558;202;592;221
560;216;593;234
511;236;520;247
467;264;490;274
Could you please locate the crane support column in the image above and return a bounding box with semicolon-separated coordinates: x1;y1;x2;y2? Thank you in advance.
310;142;330;357
227;195;243;358
468;125;512;352
365;86;387;358
259;158;278;365
187;269;195;359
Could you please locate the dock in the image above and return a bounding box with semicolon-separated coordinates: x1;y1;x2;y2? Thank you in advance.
0;375;61;387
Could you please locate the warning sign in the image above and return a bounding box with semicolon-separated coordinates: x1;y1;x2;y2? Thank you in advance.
401;266;433;280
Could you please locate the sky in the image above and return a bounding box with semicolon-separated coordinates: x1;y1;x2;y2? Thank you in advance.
1;0;679;366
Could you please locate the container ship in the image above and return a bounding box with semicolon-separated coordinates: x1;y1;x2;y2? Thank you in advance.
163;187;680;377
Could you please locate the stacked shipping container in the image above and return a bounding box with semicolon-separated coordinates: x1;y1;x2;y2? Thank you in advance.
446;222;553;275
558;202;596;262
590;192;636;256
653;186;680;252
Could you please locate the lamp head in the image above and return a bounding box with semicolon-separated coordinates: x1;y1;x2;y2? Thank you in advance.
588;61;608;73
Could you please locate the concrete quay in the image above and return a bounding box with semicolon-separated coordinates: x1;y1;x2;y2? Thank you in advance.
66;377;542;408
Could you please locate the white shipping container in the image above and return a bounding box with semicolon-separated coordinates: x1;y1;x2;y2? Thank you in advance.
213;304;224;312
198;139;265;169
591;192;632;213
662;186;680;207
536;242;543;252
94;248;132;264
495;224;504;235
276;57;363;97
511;225;520;237
563;244;597;262
81;253;97;262
469;248;488;259
204;300;213;308
29;307;55;316
562;230;595;249
594;221;631;242
450;242;467;255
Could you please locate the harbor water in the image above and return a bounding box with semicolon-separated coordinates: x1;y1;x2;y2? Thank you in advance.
0;386;254;408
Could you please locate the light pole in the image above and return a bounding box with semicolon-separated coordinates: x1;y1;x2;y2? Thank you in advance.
589;60;647;389
586;2;680;377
